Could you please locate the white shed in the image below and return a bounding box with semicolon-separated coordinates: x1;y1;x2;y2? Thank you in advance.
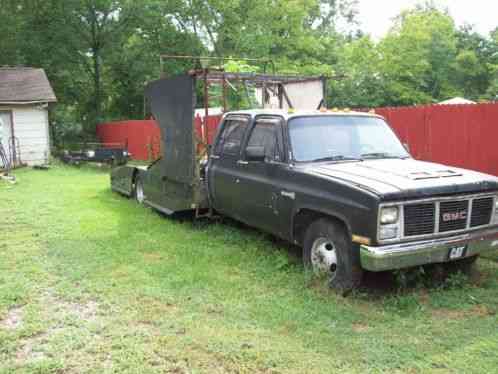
0;67;57;166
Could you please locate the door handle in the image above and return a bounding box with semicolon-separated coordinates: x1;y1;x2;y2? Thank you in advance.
281;191;296;200
237;160;249;165
210;155;220;159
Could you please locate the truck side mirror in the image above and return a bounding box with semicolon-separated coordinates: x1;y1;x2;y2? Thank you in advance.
246;146;266;162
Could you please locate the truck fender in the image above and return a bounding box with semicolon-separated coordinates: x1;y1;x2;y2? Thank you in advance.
291;205;352;246
110;165;141;197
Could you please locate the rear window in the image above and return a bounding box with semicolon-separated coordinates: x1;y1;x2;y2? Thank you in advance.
214;118;249;156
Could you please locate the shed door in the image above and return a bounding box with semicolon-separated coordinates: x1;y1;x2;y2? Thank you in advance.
0;111;12;155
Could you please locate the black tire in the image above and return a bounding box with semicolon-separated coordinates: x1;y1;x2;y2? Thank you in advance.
303;218;363;295
134;176;145;204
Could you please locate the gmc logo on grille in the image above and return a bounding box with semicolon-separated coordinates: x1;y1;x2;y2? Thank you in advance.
442;211;467;222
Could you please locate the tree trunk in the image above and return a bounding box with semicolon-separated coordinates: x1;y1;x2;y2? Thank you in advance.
90;4;101;133
93;46;101;127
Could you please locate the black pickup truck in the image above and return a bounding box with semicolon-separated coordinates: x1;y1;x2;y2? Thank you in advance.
111;72;498;292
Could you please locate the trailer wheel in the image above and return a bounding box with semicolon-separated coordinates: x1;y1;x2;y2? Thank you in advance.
135;177;145;204
303;218;363;295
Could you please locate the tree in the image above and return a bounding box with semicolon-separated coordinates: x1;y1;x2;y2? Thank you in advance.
60;0;144;128
377;5;460;105
105;1;205;120
484;28;498;100
328;36;387;108
454;25;495;100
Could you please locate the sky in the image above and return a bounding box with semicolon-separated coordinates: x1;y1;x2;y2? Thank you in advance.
356;0;497;38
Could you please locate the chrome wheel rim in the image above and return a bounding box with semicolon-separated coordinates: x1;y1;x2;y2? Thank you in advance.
310;237;338;279
136;181;144;203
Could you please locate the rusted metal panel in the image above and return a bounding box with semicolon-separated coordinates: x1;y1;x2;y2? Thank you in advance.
144;75;196;184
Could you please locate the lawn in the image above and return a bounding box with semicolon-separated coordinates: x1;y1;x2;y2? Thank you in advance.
1;165;497;373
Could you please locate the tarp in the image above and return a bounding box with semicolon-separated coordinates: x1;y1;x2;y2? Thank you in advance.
145;75;196;184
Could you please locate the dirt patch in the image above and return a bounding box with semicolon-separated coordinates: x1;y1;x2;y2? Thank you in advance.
431;308;467;320
143;252;163;262
352;323;369;333
431;304;496;320
16;333;48;364
42;290;99;322
470;304;496;317
0;306;23;330
11;290;103;365
62;300;99;321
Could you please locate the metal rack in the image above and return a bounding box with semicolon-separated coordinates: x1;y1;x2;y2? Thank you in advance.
156;55;329;147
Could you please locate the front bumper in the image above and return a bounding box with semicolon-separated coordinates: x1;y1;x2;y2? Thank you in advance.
360;227;498;272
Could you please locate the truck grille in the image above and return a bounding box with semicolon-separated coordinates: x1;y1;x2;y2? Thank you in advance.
401;195;495;238
471;197;494;227
439;200;469;232
404;203;436;236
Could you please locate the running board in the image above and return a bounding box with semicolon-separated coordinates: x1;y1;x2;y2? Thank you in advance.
144;199;175;215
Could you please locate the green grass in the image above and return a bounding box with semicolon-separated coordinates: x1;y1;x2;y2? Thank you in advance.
1;165;497;373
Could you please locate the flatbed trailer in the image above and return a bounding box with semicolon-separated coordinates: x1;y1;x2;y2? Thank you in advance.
62;141;130;166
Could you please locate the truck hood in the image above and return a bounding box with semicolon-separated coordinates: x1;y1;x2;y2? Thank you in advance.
305;158;498;200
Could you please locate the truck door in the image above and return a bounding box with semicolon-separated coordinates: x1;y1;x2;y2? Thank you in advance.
236;117;292;238
208;115;250;219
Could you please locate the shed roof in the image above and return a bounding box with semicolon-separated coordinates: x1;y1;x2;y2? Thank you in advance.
0;67;57;104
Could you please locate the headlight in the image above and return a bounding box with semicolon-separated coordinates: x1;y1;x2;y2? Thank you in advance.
378;205;401;241
86;150;95;158
379;225;399;240
380;206;399;225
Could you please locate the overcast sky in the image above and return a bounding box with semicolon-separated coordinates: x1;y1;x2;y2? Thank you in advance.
356;0;497;38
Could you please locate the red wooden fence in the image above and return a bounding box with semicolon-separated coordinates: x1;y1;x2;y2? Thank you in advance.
97;120;160;161
97;114;223;161
375;103;498;177
97;103;498;177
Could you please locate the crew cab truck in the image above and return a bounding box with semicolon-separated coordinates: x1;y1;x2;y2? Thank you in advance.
111;71;498;293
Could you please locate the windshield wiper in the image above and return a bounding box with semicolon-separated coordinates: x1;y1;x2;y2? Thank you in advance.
310;155;362;163
361;152;402;160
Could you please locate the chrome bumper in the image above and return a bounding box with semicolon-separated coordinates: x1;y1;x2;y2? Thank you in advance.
360;227;498;272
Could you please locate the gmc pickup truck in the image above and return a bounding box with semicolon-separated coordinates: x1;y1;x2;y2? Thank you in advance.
111;71;498;292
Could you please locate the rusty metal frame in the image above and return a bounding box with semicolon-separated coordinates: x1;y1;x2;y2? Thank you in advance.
160;55;276;75
152;55;330;152
192;71;324;109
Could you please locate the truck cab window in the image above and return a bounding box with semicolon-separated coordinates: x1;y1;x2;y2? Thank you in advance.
214;119;248;156
246;121;281;162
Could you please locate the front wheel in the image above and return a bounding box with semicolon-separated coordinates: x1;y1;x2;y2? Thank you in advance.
303;218;363;294
134;177;145;204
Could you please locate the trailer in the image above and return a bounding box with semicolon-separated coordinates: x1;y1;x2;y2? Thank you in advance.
61;141;130;166
110;67;327;216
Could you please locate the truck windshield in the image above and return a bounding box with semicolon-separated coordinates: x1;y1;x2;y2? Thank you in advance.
288;116;410;162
